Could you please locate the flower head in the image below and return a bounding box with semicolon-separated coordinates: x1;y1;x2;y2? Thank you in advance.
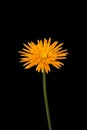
19;38;68;73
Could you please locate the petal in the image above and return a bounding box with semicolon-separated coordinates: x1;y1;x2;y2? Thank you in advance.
41;62;45;73
57;52;68;57
23;61;30;66
57;49;68;54
48;43;64;54
23;43;31;50
47;38;51;46
36;63;41;72
25;62;36;69
56;57;67;59
18;51;29;56
20;57;30;62
22;48;31;53
29;42;36;48
44;64;50;73
51;61;64;69
57;42;64;48
49;41;58;51
44;38;47;48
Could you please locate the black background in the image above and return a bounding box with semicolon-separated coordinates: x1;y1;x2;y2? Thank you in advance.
4;1;84;130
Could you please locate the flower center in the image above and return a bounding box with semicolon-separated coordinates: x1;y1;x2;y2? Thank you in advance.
41;53;47;59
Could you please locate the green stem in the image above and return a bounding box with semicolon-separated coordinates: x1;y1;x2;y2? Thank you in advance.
43;71;52;130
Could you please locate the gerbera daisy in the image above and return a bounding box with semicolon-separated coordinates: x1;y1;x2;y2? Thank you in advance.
19;38;68;73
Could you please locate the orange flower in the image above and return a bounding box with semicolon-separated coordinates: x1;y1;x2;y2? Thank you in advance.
19;38;68;73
